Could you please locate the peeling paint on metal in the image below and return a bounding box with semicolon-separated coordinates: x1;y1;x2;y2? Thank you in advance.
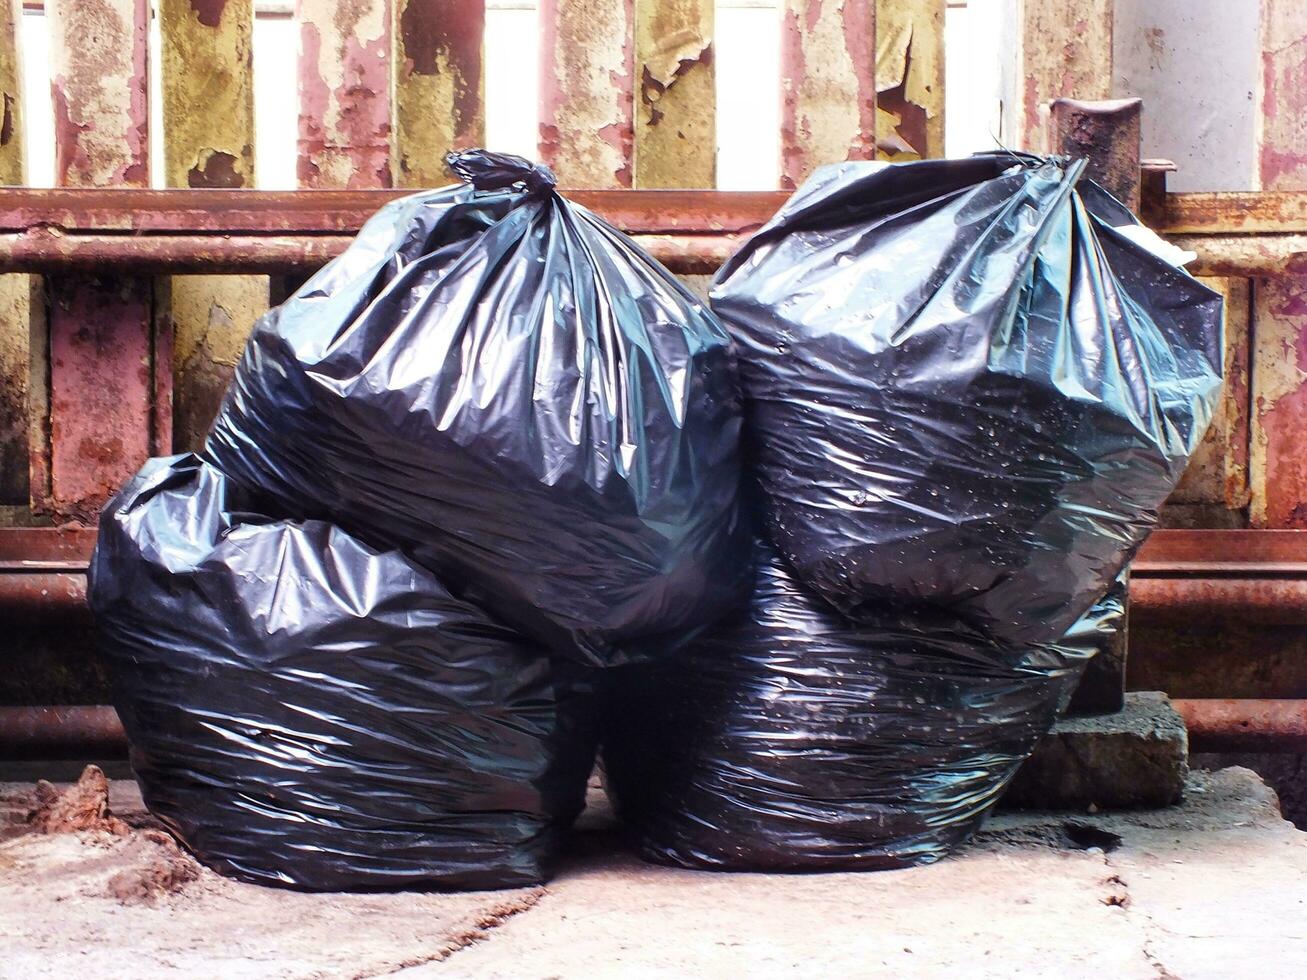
780;0;876;190
634;0;715;189
48;0;151;188
161;0;254;190
1171;278;1250;511
165;274;268;452
1012;0;1112;153
0;0;19;182
46;276;154;522
0;0;29;504
1251;1;1307;528
539;0;634;189
297;0;393;189
46;0;154;521
874;0;943;161
161;0;264;453
394;0;485;188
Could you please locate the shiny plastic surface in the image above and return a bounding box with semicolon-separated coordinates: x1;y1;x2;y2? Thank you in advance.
711;155;1223;646
602;541;1120;872
88;454;597;891
206;149;747;666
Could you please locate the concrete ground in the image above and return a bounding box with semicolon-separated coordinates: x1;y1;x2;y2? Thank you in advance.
2;767;1305;979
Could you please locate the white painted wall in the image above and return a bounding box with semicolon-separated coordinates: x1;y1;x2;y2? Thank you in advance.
1112;0;1260;191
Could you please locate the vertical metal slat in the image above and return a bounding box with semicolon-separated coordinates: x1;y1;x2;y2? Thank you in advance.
779;0;876;190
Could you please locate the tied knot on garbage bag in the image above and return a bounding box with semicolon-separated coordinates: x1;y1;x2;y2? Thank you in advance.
204;150;748;667
445;148;557;196
605;152;1222;873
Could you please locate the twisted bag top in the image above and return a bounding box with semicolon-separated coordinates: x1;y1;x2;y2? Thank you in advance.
711;154;1224;647
206;150;747;666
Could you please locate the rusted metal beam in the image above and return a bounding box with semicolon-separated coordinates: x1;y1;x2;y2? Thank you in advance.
1135;528;1307;572
45;0;156;523
779;0;876;189
1050;97;1142;213
160;0;264;452
1144;190;1307;235
296;0;393;189
874;0;942;161
1132;578;1307;626
634;0;715;189
7;187;1307;281
1169;278;1251;512
1012;0;1114;153
0;230;741;276
10;186;1307;239
6;700;1307;760
394;0;485;187
0;0;21;187
1250;1;1307;531
0;0;29;504
1174;699;1307;754
0;706;124;760
0;526;95;565
0;188;788;234
539;0;634;188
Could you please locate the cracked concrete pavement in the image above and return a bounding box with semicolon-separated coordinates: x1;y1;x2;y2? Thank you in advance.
2;767;1304;978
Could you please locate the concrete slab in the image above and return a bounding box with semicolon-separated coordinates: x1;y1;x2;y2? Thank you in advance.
1004;691;1189;810
2;767;1304;979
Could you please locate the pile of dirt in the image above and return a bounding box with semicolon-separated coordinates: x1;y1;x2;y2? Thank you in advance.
27;765;131;836
15;764;199;906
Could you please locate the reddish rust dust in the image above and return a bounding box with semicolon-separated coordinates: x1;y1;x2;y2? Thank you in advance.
27;765;130;835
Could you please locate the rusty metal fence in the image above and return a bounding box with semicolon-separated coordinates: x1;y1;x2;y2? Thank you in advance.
1;1;1307;744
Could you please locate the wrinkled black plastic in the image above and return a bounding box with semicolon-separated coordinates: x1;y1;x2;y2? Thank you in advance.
206;149;747;666
89;454;597;891
711;155;1223;646
602;541;1119;871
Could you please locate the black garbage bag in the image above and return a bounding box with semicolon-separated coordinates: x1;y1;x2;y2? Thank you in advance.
88;454;597;891
206;149;747;666
710;154;1223;646
601;540;1121;872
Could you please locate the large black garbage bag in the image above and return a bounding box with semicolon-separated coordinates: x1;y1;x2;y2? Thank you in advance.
602;541;1118;872
89;454;597;891
710;154;1223;646
206;149;747;666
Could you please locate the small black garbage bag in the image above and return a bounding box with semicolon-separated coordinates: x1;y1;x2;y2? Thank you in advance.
710;154;1223;646
601;540;1120;872
89;454;597;891
206;149;747;666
